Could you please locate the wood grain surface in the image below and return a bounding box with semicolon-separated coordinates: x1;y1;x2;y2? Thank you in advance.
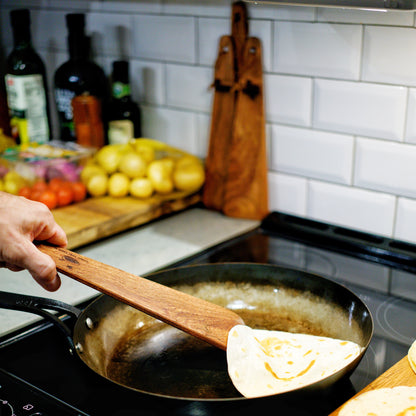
51;190;201;249
38;244;244;350
329;355;416;415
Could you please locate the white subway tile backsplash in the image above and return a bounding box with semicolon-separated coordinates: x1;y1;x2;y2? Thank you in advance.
100;0;162;13
166;64;213;112
354;137;416;198
405;88;416;144
162;0;232;16
46;0;102;11
317;7;414;26
130;60;165;106
270;125;354;184
5;0;416;239
132;15;196;63
273;21;362;80
249;5;315;21
265;74;312;126
88;13;134;58
394;197;416;243
196;113;210;158
32;10;67;52
313;79;407;141
308;181;395;236
198;17;228;66
363;26;416;86
140;105;199;155
198;18;272;70
268;172;307;216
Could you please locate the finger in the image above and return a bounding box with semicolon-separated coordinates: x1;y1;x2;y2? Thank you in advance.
30;270;61;292
35;220;68;248
16;241;62;291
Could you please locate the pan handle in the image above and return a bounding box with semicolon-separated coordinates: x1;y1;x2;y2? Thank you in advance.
0;291;82;355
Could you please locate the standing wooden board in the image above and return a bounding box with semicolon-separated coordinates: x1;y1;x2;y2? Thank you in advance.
329;355;416;415
52;191;201;250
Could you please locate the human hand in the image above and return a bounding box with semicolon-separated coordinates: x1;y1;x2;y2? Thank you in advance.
0;191;68;291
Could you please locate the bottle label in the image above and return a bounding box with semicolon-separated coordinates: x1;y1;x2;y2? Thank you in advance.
5;74;49;144
55;88;76;139
108;119;134;144
112;82;131;99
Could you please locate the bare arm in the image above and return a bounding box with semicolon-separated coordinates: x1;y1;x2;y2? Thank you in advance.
0;191;68;291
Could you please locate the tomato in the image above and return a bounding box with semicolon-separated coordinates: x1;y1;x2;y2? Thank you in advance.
30;189;43;202
32;180;48;193
48;177;65;192
71;181;87;202
38;190;58;210
18;186;32;199
56;185;74;207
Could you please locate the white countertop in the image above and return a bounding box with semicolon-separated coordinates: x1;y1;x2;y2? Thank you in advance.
0;208;259;337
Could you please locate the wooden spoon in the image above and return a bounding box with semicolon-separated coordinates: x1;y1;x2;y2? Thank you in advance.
38;244;244;350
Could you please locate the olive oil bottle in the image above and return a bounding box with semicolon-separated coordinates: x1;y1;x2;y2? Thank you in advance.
5;9;51;144
107;60;141;144
54;13;108;143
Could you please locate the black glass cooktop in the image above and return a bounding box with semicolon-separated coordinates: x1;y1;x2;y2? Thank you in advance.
1;211;416;415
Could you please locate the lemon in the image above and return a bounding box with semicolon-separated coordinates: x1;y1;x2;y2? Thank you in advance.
175;154;202;169
108;172;130;197
130;177;154;198
80;164;107;185
118;152;147;179
0;179;3;192
147;159;174;194
173;162;205;192
3;171;26;195
87;174;108;197
95;145;122;174
133;141;155;163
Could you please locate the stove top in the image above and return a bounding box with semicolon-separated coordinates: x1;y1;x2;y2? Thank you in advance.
1;211;416;415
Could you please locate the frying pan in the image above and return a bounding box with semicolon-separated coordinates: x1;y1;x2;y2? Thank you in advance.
0;263;373;401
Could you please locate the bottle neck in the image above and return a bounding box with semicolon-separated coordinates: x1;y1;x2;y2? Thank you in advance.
12;25;32;50
68;34;90;60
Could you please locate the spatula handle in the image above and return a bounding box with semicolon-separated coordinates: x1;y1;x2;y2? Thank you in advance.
38;244;243;350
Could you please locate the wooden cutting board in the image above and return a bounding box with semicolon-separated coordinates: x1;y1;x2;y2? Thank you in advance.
330;355;416;415
51;190;200;250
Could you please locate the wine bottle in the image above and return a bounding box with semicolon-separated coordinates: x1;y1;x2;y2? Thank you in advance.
4;8;51;144
107;60;141;145
54;13;109;143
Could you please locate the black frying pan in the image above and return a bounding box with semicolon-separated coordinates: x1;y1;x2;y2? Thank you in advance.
0;263;373;401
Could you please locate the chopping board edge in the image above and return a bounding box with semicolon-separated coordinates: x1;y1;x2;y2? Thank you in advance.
52;191;201;250
329;355;416;415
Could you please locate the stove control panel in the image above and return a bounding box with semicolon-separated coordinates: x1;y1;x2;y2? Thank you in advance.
0;369;88;416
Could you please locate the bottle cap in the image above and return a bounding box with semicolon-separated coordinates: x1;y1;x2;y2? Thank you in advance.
66;13;85;35
10;9;30;27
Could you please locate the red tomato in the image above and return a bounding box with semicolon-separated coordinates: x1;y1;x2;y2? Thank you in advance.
38;190;58;210
71;181;87;202
30;189;43;202
18;186;32;199
56;186;74;207
48;177;65;192
32;180;48;193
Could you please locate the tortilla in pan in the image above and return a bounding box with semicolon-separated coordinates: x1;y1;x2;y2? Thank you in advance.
227;325;362;398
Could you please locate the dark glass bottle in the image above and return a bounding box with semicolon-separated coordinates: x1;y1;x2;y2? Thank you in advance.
5;8;51;144
107;60;141;144
54;13;109;143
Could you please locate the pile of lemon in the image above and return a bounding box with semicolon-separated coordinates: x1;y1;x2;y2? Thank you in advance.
81;139;205;198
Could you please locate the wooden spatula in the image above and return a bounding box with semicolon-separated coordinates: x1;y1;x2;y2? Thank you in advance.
38;244;243;350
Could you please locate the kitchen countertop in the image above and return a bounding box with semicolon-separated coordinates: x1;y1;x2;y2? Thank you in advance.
0;208;259;338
